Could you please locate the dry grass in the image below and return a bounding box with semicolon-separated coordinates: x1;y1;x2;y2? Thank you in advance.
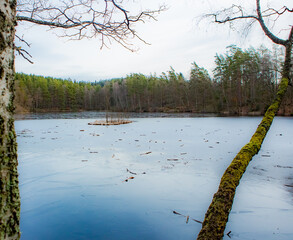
88;120;132;126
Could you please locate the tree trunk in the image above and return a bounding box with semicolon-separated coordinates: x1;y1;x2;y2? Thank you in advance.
0;1;21;239
197;42;291;240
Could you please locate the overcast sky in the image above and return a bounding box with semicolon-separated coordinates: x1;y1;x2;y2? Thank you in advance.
15;0;292;82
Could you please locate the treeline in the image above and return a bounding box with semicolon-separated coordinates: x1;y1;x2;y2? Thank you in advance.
15;45;293;115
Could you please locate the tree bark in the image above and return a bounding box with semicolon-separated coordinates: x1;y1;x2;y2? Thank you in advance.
0;1;20;239
197;42;291;240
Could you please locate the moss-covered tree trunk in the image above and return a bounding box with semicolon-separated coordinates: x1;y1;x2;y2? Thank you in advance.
197;41;292;240
0;1;20;239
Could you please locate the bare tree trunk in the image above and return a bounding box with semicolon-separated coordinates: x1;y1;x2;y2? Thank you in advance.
197;43;292;240
0;1;21;239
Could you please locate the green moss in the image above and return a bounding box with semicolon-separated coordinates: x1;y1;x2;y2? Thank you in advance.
282;43;292;81
197;77;289;240
7;101;15;114
1;114;20;239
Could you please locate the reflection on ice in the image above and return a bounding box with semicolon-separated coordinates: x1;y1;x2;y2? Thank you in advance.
15;115;293;240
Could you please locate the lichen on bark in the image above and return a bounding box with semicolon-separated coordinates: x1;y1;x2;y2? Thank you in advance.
0;1;20;239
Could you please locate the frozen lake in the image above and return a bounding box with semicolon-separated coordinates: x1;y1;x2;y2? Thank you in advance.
15;114;293;239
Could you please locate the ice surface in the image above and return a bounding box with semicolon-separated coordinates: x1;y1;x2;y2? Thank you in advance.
15;114;293;239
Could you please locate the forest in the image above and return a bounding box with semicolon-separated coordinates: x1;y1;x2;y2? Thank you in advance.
14;45;293;115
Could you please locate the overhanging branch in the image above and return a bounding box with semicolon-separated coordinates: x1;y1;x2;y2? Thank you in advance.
203;0;291;47
16;0;166;50
256;0;287;46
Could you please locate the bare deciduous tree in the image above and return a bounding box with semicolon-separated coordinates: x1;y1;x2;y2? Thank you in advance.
197;1;292;239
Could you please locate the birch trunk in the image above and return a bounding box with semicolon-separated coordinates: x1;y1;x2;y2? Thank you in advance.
0;0;20;239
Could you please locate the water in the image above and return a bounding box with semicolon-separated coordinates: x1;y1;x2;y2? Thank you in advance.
15;114;293;239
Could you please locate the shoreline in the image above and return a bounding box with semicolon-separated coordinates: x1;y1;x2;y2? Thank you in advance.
13;110;293;121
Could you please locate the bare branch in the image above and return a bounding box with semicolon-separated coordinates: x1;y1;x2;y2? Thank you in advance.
256;0;287;46
14;45;34;64
110;0;130;28
16;0;166;51
14;33;33;63
206;13;258;24
263;6;293;18
202;0;291;46
15;34;31;47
